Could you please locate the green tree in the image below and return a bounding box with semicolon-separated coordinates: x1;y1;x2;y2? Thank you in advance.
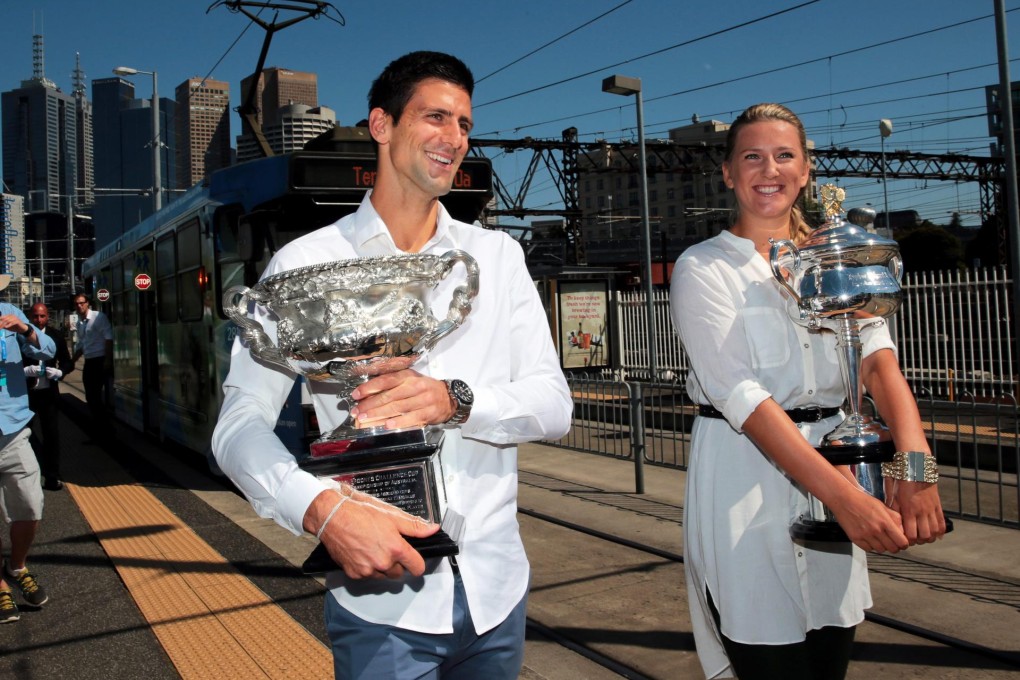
964;216;1010;270
897;225;965;273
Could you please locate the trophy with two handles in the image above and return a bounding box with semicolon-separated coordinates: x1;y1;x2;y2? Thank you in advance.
769;185;903;541
224;250;478;571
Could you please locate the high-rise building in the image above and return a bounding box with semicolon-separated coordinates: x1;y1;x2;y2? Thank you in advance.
236;67;322;159
241;67;318;129
236;104;336;163
72;52;95;212
91;76;176;247
1;34;79;214
174;77;231;189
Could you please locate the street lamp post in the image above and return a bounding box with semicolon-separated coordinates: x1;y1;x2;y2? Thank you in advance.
66;195;75;292
113;66;161;212
879;119;893;233
603;74;657;381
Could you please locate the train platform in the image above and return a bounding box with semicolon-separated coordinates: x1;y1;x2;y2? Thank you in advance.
1;369;1018;679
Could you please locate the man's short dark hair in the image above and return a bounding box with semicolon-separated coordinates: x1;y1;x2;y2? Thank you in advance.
368;51;474;124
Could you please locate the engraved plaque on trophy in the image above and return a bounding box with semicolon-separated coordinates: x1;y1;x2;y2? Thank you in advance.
224;250;478;570
769;186;902;541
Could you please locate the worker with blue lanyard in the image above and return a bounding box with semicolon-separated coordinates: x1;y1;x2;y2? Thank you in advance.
0;274;56;624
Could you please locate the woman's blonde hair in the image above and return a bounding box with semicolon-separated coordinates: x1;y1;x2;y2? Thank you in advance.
724;103;813;244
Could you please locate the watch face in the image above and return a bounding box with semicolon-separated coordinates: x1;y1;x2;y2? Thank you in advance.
450;379;473;405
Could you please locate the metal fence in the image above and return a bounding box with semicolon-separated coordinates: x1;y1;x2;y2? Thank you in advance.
617;266;1017;398
547;372;1019;528
546;267;1020;528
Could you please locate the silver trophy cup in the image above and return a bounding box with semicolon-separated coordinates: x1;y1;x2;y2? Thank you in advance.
223;249;479;570
769;185;903;541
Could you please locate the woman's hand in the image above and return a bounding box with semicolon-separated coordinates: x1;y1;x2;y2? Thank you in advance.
886;480;946;545
829;484;909;554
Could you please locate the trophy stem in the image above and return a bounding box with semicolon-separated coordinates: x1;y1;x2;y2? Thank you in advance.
834;318;863;421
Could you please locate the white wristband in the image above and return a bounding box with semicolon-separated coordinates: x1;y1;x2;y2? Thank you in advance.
315;495;349;540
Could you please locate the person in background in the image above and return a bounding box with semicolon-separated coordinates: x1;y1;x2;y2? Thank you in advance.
23;302;74;491
668;103;945;679
212;51;571;678
0;276;56;623
70;294;112;438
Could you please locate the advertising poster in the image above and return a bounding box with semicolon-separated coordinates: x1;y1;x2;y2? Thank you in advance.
557;280;609;370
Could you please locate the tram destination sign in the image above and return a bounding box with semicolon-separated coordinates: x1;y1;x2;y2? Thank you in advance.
134;273;152;291
291;154;491;193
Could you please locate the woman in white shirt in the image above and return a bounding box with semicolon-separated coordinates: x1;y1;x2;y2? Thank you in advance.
669;103;946;679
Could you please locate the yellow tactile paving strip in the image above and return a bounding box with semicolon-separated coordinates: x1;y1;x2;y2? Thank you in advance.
66;480;332;679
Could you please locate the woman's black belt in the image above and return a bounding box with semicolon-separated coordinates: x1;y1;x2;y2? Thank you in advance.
697;404;840;423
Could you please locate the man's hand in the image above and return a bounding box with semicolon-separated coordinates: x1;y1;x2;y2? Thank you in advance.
304;487;440;580
0;315;30;336
885;479;946;545
349;369;454;430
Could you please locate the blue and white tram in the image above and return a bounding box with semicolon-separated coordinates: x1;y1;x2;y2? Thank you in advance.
82;135;492;457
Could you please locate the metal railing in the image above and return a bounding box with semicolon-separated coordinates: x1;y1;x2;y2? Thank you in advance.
546;372;1019;528
546;268;1020;528
619;266;1017;397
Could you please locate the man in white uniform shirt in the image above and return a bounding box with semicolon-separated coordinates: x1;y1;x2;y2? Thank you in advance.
71;294;113;437
212;51;572;678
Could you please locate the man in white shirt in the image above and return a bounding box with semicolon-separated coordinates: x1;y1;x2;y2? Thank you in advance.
212;51;571;678
71;294;113;437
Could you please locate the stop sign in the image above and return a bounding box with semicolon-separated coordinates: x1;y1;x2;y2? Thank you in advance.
96;288;111;302
135;273;152;290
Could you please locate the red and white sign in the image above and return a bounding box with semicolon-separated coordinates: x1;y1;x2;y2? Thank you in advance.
96;288;111;302
134;273;152;291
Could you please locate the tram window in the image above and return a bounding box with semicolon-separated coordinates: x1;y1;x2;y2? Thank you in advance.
112;261;125;325
156;234;177;323
112;261;124;293
178;220;203;321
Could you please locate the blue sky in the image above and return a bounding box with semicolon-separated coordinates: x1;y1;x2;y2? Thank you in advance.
2;0;1018;227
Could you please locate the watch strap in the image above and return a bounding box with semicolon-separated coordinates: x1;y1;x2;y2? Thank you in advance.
444;379;472;425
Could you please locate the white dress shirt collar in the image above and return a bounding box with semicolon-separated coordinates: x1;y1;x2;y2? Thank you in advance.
347;191;458;256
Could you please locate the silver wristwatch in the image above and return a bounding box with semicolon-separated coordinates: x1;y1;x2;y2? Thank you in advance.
881;451;939;484
444;379;474;425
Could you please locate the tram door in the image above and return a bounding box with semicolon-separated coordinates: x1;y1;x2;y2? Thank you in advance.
136;248;160;436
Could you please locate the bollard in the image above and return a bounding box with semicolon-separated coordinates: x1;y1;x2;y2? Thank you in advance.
629;382;646;494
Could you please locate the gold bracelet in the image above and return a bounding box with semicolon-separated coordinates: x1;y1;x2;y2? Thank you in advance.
881;451;938;484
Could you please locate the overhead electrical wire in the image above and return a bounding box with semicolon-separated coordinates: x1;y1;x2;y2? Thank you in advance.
476;0;635;84
474;0;823;109
475;8;1017;142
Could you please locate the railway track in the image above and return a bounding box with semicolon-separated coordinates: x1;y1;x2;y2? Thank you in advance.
518;468;1020;679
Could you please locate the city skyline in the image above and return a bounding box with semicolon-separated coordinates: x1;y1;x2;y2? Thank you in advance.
2;1;1019;227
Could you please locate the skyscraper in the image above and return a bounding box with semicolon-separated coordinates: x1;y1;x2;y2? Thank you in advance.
236;104;336;163
175;77;231;190
1;34;78;214
236;67;323;159
241;67;318;129
91;76;176;247
73;52;95;212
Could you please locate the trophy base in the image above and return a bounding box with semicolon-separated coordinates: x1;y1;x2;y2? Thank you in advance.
299;427;462;574
817;429;895;466
309;425;439;458
791;515;955;545
791;440;894;543
790;515;850;542
302;529;459;575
